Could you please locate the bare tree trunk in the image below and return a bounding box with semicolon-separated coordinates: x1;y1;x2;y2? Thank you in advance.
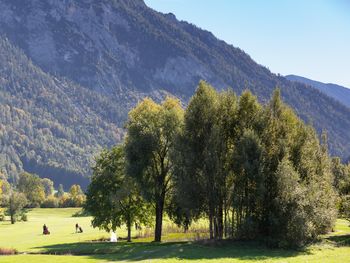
154;198;164;242
10;213;15;224
217;204;224;239
209;210;214;239
127;217;132;242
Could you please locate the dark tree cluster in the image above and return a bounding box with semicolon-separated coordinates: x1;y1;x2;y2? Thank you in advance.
170;81;336;247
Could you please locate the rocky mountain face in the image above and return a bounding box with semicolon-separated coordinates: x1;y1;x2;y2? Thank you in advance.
0;0;350;187
286;75;350;109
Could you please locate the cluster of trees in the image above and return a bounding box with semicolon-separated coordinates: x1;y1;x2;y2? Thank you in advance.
86;81;342;247
0;172;86;224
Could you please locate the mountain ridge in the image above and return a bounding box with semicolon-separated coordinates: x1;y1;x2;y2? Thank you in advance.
286;75;350;109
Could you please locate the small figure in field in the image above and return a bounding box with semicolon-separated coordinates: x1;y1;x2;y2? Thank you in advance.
76;223;83;233
43;224;50;235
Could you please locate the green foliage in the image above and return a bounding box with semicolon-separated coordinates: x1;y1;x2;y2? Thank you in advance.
125;97;184;241
17;172;45;207
68;185;85;207
41;196;59;208
5;191;27;224
171;84;337;247
0;38;124;186
56;184;65;198
41;178;54;197
85;145;152;241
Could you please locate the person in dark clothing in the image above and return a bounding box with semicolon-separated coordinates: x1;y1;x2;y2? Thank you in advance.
79;226;83;233
43;224;50;235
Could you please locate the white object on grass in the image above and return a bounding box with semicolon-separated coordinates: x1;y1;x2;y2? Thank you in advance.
110;231;117;242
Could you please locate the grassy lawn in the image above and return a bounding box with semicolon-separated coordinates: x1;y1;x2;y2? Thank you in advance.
1;208;350;262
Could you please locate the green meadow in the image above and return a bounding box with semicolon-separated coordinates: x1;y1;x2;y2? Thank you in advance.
1;208;350;262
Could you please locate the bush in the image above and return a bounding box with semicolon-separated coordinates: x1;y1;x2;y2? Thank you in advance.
21;213;28;222
59;194;73;208
58;193;86;208
41;196;59;208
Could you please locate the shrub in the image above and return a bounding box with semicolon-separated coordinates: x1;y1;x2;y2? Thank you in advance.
41;196;59;208
21;213;28;222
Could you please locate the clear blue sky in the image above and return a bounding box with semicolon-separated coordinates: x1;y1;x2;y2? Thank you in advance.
145;0;350;88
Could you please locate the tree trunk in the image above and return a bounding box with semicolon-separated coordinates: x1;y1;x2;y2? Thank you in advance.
209;209;214;239
224;200;227;238
10;213;15;224
217;204;224;239
127;217;132;242
154;198;164;242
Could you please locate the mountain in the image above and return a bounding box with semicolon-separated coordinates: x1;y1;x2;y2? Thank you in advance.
286;75;350;109
0;0;350;187
0;38;124;188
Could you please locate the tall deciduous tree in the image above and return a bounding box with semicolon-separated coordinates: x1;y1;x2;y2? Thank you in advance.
85;146;151;242
125;97;184;242
41;178;54;197
173;81;225;239
6;191;27;224
17;172;45;207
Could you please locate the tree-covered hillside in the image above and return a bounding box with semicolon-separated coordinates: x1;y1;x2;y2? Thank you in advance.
0;38;124;187
286;75;350;109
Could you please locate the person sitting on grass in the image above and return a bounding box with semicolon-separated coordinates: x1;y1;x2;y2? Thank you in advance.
43;224;50;235
79;226;83;233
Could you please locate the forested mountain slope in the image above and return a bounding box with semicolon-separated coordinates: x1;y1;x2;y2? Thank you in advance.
0;38;123;187
286;75;350;109
0;0;350;187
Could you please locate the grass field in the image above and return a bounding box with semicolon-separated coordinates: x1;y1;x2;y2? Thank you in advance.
1;208;350;262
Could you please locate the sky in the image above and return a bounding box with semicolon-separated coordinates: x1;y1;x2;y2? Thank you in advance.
145;0;350;88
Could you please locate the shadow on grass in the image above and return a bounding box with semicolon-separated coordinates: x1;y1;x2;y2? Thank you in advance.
37;240;309;262
326;234;350;246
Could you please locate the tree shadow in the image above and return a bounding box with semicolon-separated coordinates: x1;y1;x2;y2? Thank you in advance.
326;234;350;246
37;240;309;262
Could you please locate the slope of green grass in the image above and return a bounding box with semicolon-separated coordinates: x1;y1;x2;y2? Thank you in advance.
1;209;350;262
0;208;109;252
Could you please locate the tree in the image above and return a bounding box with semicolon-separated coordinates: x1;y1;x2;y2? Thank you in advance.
125;97;184;241
69;184;85;207
6;191;27;224
273;157;311;247
56;184;65;198
85;146;151;242
172;81;226;239
41;178;54;197
232;129;264;238
17;172;45;207
171;86;337;246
